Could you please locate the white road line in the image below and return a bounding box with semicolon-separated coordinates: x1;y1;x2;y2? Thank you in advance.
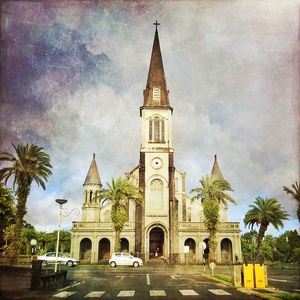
147;274;151;285
116;275;125;280
179;290;199;296
170;275;180;279
53;291;77;298
209;289;232;295
268;278;288;282
85;291;106;298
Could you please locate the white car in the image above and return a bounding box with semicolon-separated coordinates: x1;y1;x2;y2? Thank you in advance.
109;252;143;268
37;252;79;267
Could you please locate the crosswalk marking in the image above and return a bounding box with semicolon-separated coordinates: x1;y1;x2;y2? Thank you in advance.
52;288;235;298
150;290;166;296
179;289;199;296
209;289;232;295
85;291;106;298
53;291;77;298
117;290;135;297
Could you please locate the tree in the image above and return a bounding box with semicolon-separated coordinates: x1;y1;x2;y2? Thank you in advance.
261;234;276;262
0;143;52;258
191;175;236;262
244;197;289;260
58;230;71;253
276;230;300;263
241;231;258;262
101;177;143;252
283;181;300;222
0;184;15;249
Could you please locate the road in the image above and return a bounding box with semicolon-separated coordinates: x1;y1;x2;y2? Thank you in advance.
28;267;259;299
1;265;299;299
267;268;300;293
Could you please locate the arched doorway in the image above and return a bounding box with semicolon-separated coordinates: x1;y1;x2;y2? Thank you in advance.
184;238;196;254
221;238;233;263
121;238;129;253
149;227;164;259
98;238;110;260
80;238;92;263
203;238;209;263
184;238;196;264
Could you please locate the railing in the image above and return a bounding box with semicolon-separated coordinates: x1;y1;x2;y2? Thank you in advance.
179;222;240;231
72;222;135;230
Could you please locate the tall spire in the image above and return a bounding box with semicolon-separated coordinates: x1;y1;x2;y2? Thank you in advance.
142;22;170;108
211;154;224;179
84;154;102;186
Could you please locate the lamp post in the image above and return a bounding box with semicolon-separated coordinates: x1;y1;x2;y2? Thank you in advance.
55;199;68;273
54;199;80;273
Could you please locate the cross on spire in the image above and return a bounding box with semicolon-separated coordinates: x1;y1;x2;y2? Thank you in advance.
153;20;160;31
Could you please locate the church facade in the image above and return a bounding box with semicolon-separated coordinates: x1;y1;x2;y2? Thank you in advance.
70;27;242;264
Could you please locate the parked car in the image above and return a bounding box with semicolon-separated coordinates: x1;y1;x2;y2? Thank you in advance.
37;252;79;267
109;252;143;268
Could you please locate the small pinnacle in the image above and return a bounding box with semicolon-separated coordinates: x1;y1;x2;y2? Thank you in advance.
214;154;217;160
93;153;95;159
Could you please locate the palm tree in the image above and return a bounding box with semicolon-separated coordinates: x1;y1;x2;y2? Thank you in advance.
101;177;143;252
191;175;236;262
0;143;52;258
244;197;289;260
283;182;300;222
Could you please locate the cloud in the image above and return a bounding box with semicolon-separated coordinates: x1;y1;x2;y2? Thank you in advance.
1;1;299;233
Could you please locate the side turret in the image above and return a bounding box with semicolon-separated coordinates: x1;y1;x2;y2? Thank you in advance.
211;155;228;222
82;154;102;222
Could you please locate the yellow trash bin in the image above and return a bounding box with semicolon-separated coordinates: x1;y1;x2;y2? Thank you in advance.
254;263;266;288
243;263;254;288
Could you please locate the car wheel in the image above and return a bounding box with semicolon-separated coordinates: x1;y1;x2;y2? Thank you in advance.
66;260;73;267
133;261;139;268
110;261;116;268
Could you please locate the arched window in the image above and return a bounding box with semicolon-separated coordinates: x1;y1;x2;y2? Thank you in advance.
149;116;165;143
150;179;163;210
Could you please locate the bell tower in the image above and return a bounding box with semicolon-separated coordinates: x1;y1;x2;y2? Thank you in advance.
136;22;178;261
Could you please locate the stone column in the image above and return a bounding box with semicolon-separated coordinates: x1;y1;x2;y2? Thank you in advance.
136;152;145;260
91;236;98;263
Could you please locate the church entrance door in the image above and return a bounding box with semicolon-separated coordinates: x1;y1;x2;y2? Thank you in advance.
80;238;92;263
149;227;164;259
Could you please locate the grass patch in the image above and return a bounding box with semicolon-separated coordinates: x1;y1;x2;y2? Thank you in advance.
212;274;233;284
273;293;300;300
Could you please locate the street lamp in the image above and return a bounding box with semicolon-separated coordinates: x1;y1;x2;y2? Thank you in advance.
55;199;68;273
54;199;80;273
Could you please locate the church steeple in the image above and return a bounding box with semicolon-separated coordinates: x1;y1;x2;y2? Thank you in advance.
142;22;171;108
83;153;102;186
211;155;224;179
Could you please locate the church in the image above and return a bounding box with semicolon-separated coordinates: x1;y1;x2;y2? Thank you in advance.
70;25;242;264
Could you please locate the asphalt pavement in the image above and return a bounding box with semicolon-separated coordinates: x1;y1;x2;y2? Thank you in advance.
1;265;299;299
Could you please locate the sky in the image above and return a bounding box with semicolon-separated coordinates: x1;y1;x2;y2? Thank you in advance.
0;0;299;236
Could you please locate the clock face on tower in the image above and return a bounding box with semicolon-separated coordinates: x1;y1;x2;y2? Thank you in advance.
151;157;163;169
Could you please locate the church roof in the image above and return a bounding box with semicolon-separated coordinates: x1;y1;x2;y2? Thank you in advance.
211;155;224;179
83;154;102;186
142;25;171;108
